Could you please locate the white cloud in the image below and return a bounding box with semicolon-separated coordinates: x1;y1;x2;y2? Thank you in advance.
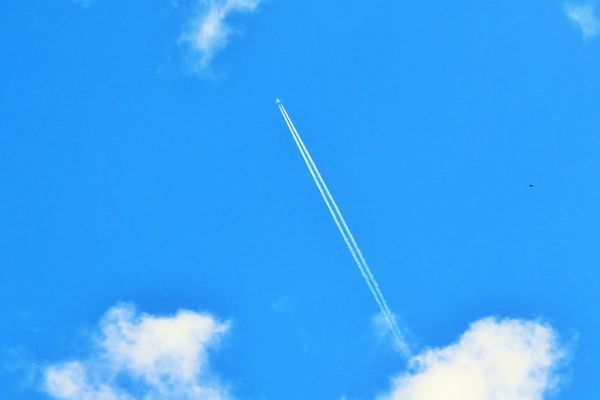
377;318;565;400
39;306;569;400
43;304;231;400
180;0;261;72
565;3;600;39
45;362;129;400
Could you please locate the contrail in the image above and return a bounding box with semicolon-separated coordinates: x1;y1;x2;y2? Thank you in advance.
277;103;388;329
276;99;410;356
279;104;407;355
278;101;408;355
277;104;402;344
277;105;392;327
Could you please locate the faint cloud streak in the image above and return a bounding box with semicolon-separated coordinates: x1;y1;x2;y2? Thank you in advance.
565;3;600;39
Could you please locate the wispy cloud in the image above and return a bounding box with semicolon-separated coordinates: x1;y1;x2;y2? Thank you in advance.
372;312;412;354
565;3;600;39
180;0;261;73
377;318;566;400
43;304;231;400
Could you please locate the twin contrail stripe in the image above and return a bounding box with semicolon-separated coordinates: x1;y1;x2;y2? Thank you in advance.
279;105;402;345
277;101;409;356
278;105;386;325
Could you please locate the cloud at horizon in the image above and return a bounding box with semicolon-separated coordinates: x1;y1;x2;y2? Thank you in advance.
180;0;261;73
41;305;568;400
43;304;231;400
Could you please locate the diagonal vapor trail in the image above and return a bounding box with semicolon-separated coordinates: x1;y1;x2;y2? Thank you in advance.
278;104;387;324
277;99;410;356
277;102;408;355
278;105;401;341
278;105;391;324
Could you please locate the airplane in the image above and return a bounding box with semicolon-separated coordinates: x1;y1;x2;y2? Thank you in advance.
275;98;282;105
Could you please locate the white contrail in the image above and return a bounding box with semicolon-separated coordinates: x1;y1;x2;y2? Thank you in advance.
278;103;408;354
278;104;401;340
278;103;386;320
279;104;407;353
279;104;407;354
278;105;393;328
277;99;410;356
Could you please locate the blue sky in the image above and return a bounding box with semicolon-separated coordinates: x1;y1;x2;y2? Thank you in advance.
1;1;599;399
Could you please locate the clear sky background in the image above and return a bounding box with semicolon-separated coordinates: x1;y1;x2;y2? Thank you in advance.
1;1;599;399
